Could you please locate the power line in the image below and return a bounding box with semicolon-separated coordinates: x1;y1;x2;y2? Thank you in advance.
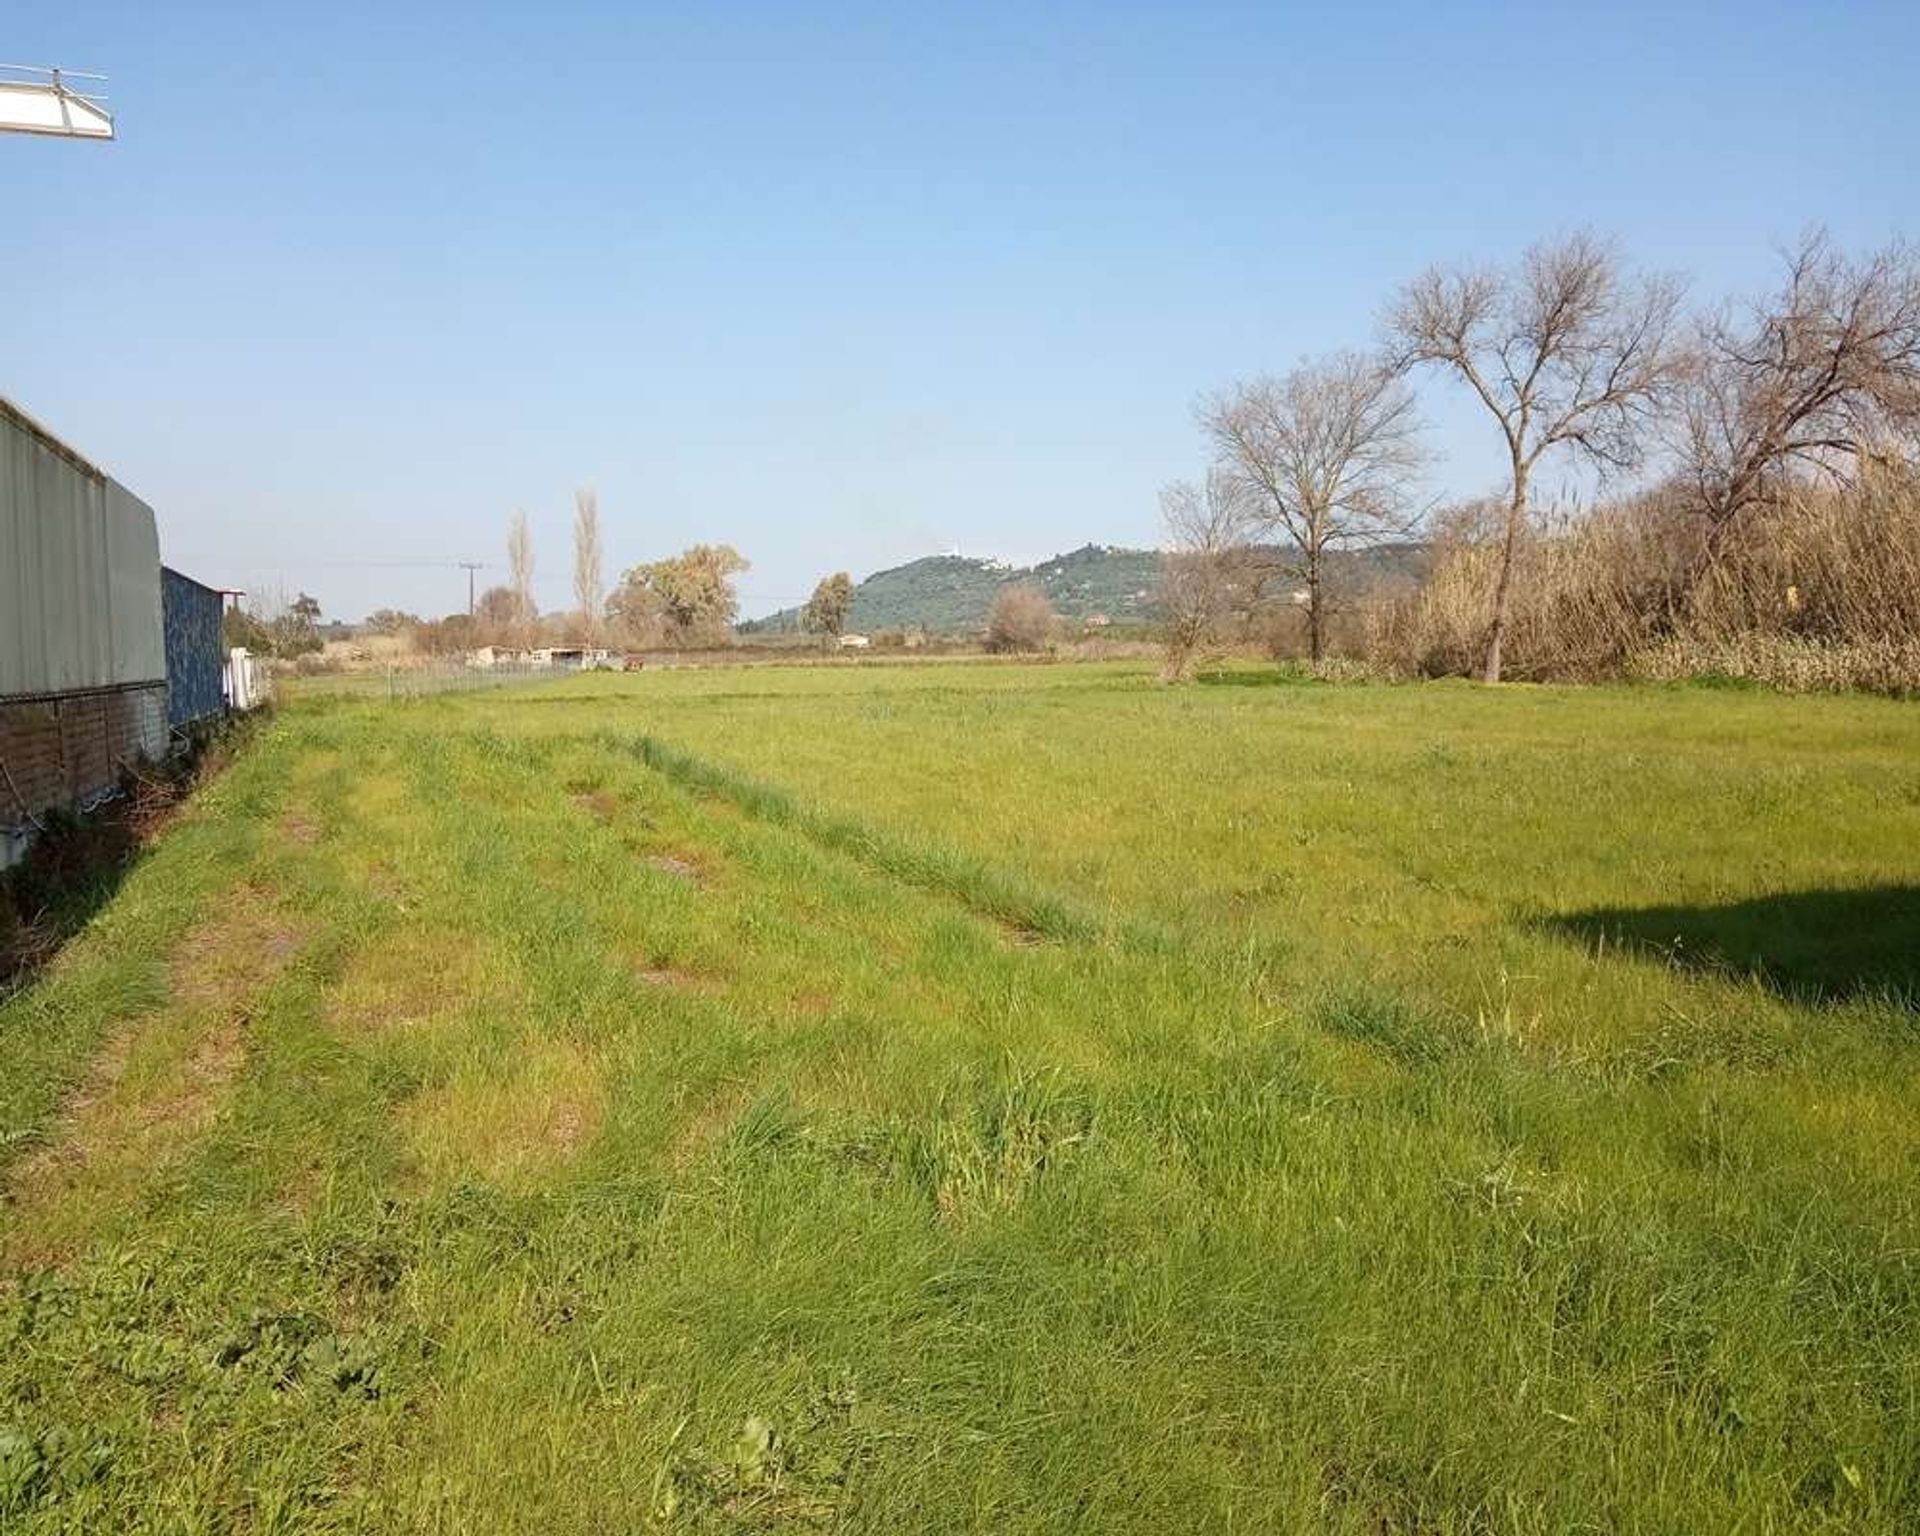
213;558;490;570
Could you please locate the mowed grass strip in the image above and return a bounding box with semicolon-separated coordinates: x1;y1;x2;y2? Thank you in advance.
0;670;1913;1532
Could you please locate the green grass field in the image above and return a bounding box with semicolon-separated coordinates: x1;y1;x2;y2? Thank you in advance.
3;661;1916;1532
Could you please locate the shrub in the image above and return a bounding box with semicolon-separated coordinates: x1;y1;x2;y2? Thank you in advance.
985;585;1056;653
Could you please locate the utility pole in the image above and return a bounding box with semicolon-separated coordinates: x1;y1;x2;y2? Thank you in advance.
458;561;482;618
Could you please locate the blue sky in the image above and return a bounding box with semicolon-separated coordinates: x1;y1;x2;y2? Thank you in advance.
6;2;1916;621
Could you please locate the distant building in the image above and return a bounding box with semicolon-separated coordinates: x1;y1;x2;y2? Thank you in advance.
839;633;872;649
528;647;612;670
1082;612;1111;629
470;645;612;671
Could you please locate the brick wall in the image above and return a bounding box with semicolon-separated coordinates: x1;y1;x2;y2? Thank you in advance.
0;684;168;865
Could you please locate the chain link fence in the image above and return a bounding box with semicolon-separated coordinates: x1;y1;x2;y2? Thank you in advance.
282;658;617;702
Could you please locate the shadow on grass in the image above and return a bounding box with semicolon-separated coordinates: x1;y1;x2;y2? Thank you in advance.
2;803;148;996
1194;667;1316;688
2;719;248;997
1544;885;1920;1009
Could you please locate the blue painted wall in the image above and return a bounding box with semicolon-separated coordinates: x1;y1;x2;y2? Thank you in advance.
161;566;224;727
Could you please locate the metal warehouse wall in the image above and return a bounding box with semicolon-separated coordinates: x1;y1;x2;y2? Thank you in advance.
1;398;171;866
162;566;226;726
1;397;165;698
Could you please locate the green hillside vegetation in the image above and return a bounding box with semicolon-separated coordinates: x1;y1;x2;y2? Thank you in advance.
744;542;1429;635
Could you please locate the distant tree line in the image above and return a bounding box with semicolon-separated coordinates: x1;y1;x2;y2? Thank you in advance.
311;494;758;659
224;588;325;659
1162;229;1920;688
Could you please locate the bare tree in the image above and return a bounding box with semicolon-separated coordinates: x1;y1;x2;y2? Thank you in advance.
985;584;1055;653
1676;230;1920;567
1156;470;1260;680
1388;233;1682;681
1200;351;1425;662
572;488;604;645
507;510;536;646
474;584;519;645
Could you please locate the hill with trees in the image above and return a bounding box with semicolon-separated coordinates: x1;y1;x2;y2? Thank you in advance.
743;542;1426;635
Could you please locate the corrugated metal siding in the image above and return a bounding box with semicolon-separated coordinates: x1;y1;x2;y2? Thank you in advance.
1;398;165;697
162;567;226;725
107;481;165;685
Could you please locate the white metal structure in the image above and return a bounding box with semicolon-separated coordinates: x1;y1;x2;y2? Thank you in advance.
224;649;269;711
0;65;113;140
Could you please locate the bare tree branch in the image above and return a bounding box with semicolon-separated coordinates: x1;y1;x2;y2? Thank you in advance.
1386;232;1682;680
507;510;536;648
1157;470;1263;679
572;488;603;647
1199;351;1427;662
1674;230;1920;564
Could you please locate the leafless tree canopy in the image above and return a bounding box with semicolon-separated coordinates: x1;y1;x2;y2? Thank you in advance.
985;583;1056;653
1161;469;1258;565
573;488;604;644
1157;470;1265;679
466;584;520;647
507;510;536;645
1386;232;1683;679
1199;350;1425;660
1677;230;1920;554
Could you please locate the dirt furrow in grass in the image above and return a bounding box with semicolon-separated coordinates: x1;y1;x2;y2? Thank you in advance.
2;893;309;1268
618;732;1110;944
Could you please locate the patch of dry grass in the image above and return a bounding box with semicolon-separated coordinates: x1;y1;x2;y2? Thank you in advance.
325;925;509;1041
399;1037;605;1190
3;894;305;1264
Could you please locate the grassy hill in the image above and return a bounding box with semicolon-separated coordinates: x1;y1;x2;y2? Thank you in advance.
742;545;1160;636
743;542;1427;635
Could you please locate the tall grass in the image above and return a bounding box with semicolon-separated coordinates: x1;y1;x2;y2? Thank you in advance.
1370;467;1920;691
